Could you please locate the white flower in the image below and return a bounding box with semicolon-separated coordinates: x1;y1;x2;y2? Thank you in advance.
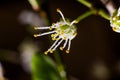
34;9;77;54
110;7;120;33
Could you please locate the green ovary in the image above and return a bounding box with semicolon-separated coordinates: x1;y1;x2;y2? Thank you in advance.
60;24;69;30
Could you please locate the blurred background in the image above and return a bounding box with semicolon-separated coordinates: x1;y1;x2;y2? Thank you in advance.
0;0;120;80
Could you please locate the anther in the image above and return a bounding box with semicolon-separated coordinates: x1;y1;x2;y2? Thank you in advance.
34;34;38;37
44;51;48;55
50;50;53;53
115;16;118;20
34;26;38;30
54;37;60;40
57;8;60;12
49;27;52;30
70;20;78;26
66;50;69;53
112;27;117;31
52;38;56;41
63;37;66;40
74;20;78;23
60;47;63;50
51;34;55;37
73;33;77;36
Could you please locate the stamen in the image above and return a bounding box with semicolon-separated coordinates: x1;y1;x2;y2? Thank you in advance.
34;34;39;37
53;23;58;28
52;37;56;41
51;34;55;37
66;39;71;53
51;33;59;41
52;38;64;51
35;30;56;37
70;20;78;26
67;39;71;50
112;27;117;31
47;37;60;52
49;26;52;30
53;34;59;38
49;49;53;53
34;26;51;30
60;47;63;50
57;9;66;23
60;39;68;50
73;33;77;36
63;39;68;48
44;51;48;55
51;23;58;28
66;50;69;53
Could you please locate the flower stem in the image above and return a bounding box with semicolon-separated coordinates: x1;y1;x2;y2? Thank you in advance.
54;51;67;80
48;30;67;80
77;0;93;9
77;0;110;20
76;10;93;23
98;9;110;20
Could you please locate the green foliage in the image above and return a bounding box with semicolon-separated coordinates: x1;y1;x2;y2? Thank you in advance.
31;53;62;80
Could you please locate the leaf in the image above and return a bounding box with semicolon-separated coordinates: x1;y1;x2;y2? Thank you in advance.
31;53;62;80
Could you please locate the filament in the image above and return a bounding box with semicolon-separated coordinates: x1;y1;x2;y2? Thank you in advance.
34;26;51;29
47;37;60;51
57;9;66;23
52;38;63;51
67;39;71;51
63;39;68;48
70;20;77;26
36;30;56;37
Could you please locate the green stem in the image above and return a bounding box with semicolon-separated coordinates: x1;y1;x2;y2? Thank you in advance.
49;36;67;80
76;10;93;23
54;51;67;80
77;0;110;20
77;0;93;8
98;9;110;20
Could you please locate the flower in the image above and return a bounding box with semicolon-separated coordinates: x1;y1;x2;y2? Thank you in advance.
34;9;77;54
110;7;120;33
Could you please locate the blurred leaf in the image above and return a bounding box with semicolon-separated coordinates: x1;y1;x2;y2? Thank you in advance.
31;53;62;80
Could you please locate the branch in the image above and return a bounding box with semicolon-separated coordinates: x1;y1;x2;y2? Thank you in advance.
77;0;110;20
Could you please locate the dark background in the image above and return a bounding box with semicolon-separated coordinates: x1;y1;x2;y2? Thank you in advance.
0;0;120;80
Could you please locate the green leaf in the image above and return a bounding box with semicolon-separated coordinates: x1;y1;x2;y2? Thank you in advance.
31;53;62;80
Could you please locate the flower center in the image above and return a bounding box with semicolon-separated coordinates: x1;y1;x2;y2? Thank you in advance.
55;22;77;40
